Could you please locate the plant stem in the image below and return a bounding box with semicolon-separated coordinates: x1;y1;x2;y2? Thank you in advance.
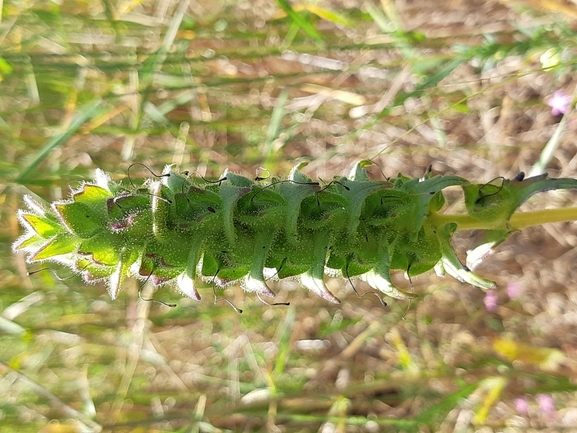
436;207;577;232
509;207;577;230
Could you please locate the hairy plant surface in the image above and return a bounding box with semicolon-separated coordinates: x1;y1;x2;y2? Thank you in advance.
13;162;577;304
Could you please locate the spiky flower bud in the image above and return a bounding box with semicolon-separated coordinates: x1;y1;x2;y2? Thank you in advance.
13;162;577;303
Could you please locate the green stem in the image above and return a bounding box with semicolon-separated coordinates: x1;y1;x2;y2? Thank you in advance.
436;207;577;231
509;207;577;230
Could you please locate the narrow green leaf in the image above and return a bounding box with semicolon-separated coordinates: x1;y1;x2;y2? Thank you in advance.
16;100;107;182
415;381;479;425
273;306;296;376
529;112;569;177
303;5;353;27
275;0;323;42
263;88;289;166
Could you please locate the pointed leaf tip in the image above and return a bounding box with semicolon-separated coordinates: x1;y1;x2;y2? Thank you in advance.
30;235;78;262
361;269;419;300
243;275;276;298
93;168;113;190
177;272;201;300
440;254;496;290
300;273;341;303
348;160;373;181
107;263;123;300
73;184;113;204
23;194;49;215
19;213;61;238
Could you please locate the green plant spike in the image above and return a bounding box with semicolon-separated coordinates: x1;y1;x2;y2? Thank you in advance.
12;164;577;304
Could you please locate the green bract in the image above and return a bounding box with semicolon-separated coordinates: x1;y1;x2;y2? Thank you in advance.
12;163;577;303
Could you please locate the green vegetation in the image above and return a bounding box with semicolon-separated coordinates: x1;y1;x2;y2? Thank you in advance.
13;162;577;308
2;0;577;431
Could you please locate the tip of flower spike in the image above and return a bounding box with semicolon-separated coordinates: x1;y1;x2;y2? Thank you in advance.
439;256;497;290
348;160;373;181
289;162;316;184
17;211;61;239
23;194;50;215
288;161;309;177
242;275;276;298
438;224;497;290
162;164;175;175
93;169;113;190
361;270;419;300
466;244;495;270
300;273;341;304
106;248;139;300
107;263;123;300
176;272;201;300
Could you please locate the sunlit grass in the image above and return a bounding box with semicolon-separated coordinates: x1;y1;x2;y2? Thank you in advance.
2;0;577;431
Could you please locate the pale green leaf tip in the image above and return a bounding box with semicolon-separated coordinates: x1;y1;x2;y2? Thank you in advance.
300;273;341;304
177;272;201;300
361;270;419;300
243;275;276;298
440;256;496;291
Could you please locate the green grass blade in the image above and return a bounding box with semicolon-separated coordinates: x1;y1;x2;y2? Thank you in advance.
415;381;479;425
275;0;323;43
528;110;569;177
273;306;296;377
15;99;106;182
263;88;289;167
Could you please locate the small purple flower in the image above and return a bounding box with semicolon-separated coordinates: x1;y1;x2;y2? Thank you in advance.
484;290;499;312
537;394;556;418
547;90;571;116
506;282;523;299
514;396;529;415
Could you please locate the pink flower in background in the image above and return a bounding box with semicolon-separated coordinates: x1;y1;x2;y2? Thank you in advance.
537;394;556;418
547;90;571;116
506;282;524;299
484;290;498;312
514;396;529;415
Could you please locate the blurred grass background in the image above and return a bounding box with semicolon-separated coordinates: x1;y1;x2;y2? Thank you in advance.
2;0;577;431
